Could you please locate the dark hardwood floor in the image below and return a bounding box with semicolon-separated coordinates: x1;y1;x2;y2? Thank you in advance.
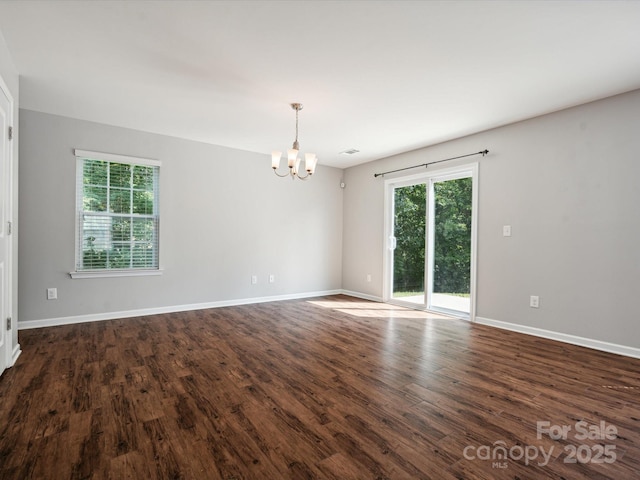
1;295;639;479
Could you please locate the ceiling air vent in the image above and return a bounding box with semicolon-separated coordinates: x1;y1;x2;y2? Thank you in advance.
339;148;360;155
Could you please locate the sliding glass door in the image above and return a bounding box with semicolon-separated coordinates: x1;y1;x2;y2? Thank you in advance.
385;165;477;319
428;176;472;314
391;183;426;304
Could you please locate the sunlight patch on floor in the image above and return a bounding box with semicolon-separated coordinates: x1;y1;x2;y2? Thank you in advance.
307;299;451;319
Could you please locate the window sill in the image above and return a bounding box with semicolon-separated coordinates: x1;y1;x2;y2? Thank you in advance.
69;269;164;279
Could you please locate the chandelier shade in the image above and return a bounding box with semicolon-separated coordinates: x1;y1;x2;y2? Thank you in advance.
272;103;318;180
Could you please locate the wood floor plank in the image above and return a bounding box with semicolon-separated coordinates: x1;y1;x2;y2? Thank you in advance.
1;294;639;479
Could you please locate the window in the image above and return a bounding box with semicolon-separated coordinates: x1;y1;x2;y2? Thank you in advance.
72;149;160;278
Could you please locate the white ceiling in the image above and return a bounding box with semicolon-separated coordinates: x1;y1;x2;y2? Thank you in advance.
1;1;639;168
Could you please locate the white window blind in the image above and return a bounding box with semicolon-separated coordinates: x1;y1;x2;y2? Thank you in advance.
74;149;160;274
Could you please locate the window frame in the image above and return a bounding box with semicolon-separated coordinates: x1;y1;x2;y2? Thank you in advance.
70;149;162;279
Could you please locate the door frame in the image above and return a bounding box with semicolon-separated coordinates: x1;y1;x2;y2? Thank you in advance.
0;73;17;374
383;162;479;321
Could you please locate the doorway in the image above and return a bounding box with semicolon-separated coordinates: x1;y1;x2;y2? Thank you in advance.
385;164;478;319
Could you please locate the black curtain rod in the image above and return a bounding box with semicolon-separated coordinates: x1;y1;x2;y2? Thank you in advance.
373;149;489;178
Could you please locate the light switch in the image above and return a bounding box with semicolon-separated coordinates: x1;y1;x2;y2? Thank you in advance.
503;225;512;237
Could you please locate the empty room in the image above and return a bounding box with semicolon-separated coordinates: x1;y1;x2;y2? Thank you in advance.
0;1;639;479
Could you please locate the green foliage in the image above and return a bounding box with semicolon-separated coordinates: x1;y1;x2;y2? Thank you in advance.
83;236;107;269
393;184;426;293
82;220;155;270
393;177;472;295
433;177;472;294
83;160;108;211
80;160;157;270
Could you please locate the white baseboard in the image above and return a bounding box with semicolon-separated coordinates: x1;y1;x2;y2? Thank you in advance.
476;316;640;359
340;290;384;303
11;344;21;366
17;289;343;330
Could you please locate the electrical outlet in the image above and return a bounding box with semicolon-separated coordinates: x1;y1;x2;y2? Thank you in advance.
251;275;258;285
366;274;372;282
47;287;58;300
530;295;539;308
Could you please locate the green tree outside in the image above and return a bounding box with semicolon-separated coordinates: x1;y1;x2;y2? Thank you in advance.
433;177;471;294
393;177;471;296
81;160;157;270
393;184;426;294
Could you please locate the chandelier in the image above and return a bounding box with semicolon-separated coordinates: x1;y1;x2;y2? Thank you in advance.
271;103;318;180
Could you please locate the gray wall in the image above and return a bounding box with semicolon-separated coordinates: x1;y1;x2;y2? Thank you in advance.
0;30;19;350
19;110;343;323
16;89;640;350
343;89;640;349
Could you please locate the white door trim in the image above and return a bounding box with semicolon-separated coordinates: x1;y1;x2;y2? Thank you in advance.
0;73;17;373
